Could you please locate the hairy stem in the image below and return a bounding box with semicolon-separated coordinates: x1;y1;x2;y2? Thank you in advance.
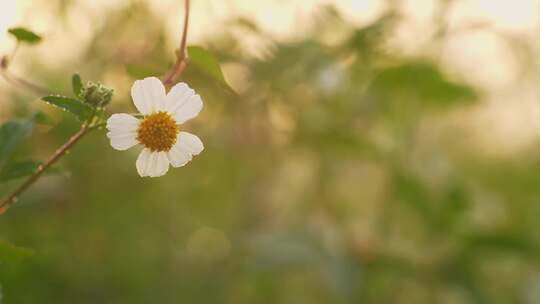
162;0;190;87
0;126;91;214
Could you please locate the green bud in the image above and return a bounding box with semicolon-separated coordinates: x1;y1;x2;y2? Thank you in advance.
80;81;113;107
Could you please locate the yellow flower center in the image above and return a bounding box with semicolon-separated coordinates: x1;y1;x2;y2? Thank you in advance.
137;112;179;152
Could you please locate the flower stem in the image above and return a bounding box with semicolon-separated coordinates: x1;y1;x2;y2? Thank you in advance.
162;0;190;87
0;126;91;214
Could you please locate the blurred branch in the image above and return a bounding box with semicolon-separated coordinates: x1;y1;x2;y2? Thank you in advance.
0;68;50;96
10;42;20;63
162;0;190;87
0;126;91;214
0;42;50;96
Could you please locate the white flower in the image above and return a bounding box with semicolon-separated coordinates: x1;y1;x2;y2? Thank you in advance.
106;77;204;177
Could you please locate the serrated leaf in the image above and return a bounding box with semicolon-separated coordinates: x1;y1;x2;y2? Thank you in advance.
188;46;227;84
0;240;33;263
42;95;93;121
7;27;42;44
0;120;34;171
72;73;83;97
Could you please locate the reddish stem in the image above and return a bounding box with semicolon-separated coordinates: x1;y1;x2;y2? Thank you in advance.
162;0;191;87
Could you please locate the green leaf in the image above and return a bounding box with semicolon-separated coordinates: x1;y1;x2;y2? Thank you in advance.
34;111;54;126
72;73;83;97
464;232;538;255
0;239;33;263
42;95;93;121
188;46;227;84
0;120;34;171
392;171;435;223
0;160;40;182
7;27;42;44
369;61;476;111
0;160;62;183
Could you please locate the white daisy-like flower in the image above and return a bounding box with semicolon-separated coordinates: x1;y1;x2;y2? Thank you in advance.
106;77;204;177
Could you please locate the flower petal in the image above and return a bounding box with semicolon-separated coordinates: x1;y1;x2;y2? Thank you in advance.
167;132;204;167
131;77;167;115
136;148;151;177
167;144;191;167
152;152;170;177
178;132;205;154
136;149;170;177
106;113;139;150
165;82;203;124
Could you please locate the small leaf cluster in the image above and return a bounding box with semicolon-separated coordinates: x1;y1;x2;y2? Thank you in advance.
0;27;52;186
42;74;113;124
5;27;114;126
72;74;113;108
78;81;113;108
1;26;113;188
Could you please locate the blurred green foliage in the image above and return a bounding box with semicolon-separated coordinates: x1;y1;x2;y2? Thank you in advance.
0;2;539;304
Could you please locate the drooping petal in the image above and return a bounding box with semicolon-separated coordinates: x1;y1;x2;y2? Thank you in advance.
167;132;204;167
164;82;203;124
136;149;170;177
131;77;167;115
106;113;140;150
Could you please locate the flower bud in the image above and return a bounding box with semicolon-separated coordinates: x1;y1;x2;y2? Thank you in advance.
80;82;113;107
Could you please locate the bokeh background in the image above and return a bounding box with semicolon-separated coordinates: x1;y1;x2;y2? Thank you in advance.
2;0;540;303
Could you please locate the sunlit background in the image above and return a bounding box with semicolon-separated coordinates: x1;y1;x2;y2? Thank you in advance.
2;0;540;303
